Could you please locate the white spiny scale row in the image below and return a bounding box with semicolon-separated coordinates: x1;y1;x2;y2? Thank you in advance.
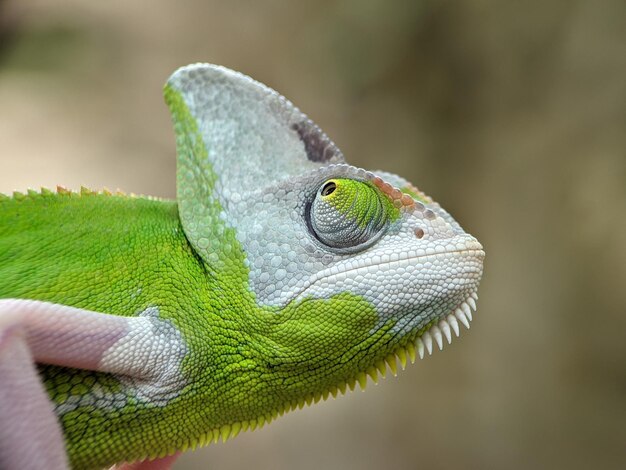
356;293;479;387
407;294;478;362
307;294;481;400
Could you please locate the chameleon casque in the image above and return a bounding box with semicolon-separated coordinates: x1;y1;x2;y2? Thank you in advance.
0;64;484;469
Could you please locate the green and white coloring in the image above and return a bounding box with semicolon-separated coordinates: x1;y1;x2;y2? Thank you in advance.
0;64;484;470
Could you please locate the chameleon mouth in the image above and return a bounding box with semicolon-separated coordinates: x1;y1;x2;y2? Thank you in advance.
310;243;483;283
293;243;484;304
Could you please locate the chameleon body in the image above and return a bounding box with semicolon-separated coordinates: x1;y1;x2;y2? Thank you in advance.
0;64;484;469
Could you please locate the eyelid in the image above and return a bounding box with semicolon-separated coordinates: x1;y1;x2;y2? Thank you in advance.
308;178;390;253
320;180;338;198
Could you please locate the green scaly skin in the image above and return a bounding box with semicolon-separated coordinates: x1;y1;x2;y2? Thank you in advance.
0;64;484;469
0;188;395;468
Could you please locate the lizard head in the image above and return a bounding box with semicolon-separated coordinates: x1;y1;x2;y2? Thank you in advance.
166;64;484;418
290;167;484;349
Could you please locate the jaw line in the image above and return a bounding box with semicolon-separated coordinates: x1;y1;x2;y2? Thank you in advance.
290;246;485;303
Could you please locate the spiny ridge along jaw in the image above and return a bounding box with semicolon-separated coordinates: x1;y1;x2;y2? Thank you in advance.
345;292;480;389
409;292;478;360
173;294;480;454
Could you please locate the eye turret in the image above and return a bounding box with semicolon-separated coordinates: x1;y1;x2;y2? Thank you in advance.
309;178;398;251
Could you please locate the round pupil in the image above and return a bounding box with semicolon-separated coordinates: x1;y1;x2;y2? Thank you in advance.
321;181;336;197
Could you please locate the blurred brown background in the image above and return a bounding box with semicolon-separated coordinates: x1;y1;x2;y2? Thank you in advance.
1;1;625;469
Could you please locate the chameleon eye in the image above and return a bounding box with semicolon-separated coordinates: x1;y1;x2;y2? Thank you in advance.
309;178;395;251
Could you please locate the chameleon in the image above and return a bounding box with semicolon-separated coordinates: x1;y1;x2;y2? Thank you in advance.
0;64;484;470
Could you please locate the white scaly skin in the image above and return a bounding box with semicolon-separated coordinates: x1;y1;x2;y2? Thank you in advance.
169;64;484;335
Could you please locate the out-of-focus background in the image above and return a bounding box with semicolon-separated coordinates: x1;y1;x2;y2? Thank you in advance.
1;1;624;469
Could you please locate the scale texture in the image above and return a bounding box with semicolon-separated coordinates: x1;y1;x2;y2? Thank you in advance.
0;64;484;469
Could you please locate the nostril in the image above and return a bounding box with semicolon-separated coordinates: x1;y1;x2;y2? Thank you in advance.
414;227;425;239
